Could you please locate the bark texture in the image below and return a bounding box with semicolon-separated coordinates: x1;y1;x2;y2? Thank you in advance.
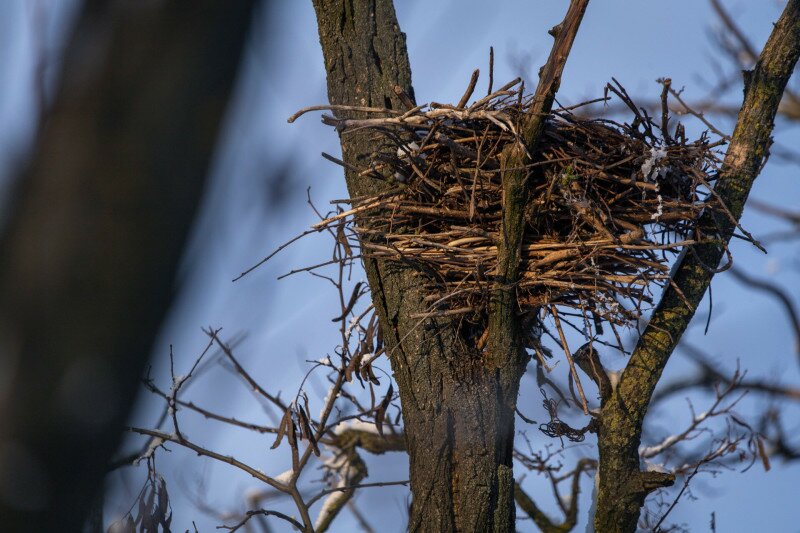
594;2;800;531
0;2;254;530
312;1;525;530
312;1;590;530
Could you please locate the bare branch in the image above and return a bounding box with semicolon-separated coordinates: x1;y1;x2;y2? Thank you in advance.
515;458;593;533
596;1;800;529
128;427;288;493
218;509;305;532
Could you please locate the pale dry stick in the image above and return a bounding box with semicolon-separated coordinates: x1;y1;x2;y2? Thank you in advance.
408;307;474;319
312;196;402;230
456;69;480;109
288;104;402;123
470;77;522;109
550;305;590;414
321;107;519;134
392;85;416;110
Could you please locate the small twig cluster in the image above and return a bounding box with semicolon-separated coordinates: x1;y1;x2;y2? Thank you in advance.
118;229;406;532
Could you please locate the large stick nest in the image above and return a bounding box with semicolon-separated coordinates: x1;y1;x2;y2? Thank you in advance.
296;79;730;333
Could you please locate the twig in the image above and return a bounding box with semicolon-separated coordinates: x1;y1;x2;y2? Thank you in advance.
551;305;590;414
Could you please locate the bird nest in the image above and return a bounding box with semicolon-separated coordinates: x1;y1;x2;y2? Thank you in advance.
293;79;730;333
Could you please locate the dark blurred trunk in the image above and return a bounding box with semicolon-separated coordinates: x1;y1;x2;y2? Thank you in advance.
0;2;255;531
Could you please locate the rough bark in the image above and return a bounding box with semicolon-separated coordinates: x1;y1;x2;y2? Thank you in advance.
0;2;254;531
313;2;506;529
312;1;513;530
594;2;800;531
312;1;588;530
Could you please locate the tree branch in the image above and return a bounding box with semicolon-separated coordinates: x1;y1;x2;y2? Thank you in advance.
514;458;591;533
595;2;800;531
489;0;591;351
487;0;591;439
652;343;800;404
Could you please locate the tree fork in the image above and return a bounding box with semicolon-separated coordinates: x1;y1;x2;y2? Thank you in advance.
313;0;590;530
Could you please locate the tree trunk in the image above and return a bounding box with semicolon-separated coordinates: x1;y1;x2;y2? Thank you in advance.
312;1;527;530
0;2;254;530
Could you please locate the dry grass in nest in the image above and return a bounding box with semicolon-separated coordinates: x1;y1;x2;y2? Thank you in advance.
289;78;738;339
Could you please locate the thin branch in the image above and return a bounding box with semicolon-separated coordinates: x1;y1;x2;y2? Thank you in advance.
128;427;288;492
515;459;591;533
551;306;589;414
206;329;287;411
306;480;409;508
218;509;304;532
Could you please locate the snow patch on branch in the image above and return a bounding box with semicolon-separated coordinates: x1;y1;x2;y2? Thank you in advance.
135;435;171;465
273;468;294;485
640;409;711;458
314;478;348;530
606;369;622;392
334;418;380;435
643;460;671;473
315;448;361;530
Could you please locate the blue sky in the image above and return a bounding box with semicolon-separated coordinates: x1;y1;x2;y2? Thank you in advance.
1;1;799;531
